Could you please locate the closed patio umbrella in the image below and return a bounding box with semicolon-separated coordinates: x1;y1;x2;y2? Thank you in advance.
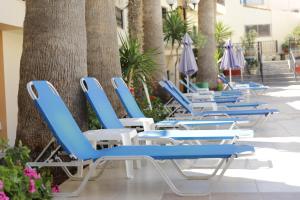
220;40;240;83
236;45;246;81
179;33;198;92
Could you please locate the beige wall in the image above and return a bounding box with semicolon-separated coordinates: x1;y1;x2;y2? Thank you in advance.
219;0;300;50
2;30;23;146
0;0;25;27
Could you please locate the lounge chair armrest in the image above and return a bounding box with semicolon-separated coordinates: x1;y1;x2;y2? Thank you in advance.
119;118;155;131
191;102;217;110
83;129;138;148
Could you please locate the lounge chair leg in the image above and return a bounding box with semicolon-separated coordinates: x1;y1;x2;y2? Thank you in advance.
216;155;235;181
52;160;103;198
170;159;226;180
34;138;56;162
121;135;134;179
133;137;141;169
148;158;210;196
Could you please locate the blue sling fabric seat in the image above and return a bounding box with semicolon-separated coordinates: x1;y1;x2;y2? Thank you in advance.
180;80;243;97
165;80;242;103
218;75;269;91
165;80;267;108
159;81;279;118
81;77;252;141
111;77;249;128
27;80;255;197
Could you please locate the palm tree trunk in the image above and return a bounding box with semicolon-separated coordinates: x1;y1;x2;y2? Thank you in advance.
197;0;218;88
128;0;144;49
16;0;87;157
143;0;168;99
86;0;124;116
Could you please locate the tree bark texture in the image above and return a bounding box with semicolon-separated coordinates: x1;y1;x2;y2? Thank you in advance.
128;0;144;49
197;0;218;88
143;0;168;99
16;0;88;157
86;0;124;116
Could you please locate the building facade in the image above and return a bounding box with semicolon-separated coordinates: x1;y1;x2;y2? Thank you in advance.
1;0;300;146
220;0;300;49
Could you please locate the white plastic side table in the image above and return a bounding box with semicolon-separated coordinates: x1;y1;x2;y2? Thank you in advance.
83;129;138;179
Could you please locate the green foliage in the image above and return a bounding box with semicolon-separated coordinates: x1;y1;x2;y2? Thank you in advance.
292;25;300;39
119;35;157;89
163;10;206;48
4;142;30;167
138;96;169;122
87;104;102;130
241;30;257;50
0;141;52;199
163;10;189;47
215;22;233;46
215;22;233;62
0;138;8;152
246;58;258;69
190;26;206;49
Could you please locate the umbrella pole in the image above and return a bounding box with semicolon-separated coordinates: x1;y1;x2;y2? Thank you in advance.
187;76;190;93
229;68;232;83
241;68;244;81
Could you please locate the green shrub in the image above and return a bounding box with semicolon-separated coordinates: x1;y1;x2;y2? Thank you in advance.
0;139;53;199
138;96;169;122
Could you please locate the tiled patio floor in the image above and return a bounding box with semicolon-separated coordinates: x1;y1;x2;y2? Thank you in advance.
55;85;300;200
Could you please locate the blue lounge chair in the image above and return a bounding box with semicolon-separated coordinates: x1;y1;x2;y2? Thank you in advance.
159;81;279;121
111;77;251;129
218;74;269;93
165;80;266;109
184;80;244;96
183;82;245;96
26;80;255;197
81;77;253;141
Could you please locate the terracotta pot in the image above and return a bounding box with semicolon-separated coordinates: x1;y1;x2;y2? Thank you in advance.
223;69;241;76
295;66;300;74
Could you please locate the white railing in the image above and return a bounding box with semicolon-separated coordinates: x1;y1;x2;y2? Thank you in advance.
289;49;297;79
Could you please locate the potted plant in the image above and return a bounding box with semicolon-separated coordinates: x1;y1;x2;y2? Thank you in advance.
241;30;257;57
281;42;289;54
246;58;258;75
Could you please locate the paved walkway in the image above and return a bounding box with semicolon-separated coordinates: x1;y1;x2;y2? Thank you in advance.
56;85;300;200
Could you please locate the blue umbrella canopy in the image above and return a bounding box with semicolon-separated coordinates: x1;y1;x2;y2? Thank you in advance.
220;40;240;70
179;33;198;76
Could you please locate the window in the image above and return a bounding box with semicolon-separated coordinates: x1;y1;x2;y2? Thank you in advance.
245;24;271;37
115;7;124;29
162;7;167;19
241;0;264;6
217;0;225;5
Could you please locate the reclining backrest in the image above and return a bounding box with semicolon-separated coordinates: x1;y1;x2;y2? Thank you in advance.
27;81;96;161
80;77;124;129
159;81;192;113
112;77;145;118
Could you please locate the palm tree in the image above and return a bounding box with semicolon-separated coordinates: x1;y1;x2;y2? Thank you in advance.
197;0;218;88
128;0;144;50
143;0;168;98
86;0;124;116
16;0;88;157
